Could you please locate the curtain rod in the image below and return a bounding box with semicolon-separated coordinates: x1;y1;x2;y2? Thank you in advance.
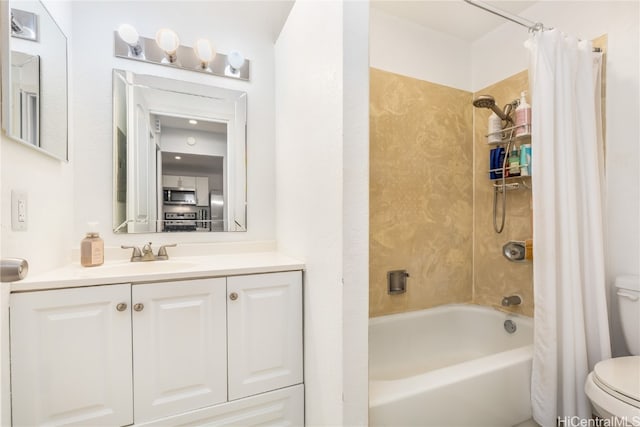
463;0;546;32
462;0;602;52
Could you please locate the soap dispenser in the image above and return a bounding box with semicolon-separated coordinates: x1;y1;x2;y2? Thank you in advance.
81;222;104;267
515;91;531;137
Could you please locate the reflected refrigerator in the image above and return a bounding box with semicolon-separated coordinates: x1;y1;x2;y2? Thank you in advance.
210;191;224;231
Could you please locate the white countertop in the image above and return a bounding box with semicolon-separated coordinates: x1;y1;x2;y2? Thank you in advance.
10;252;305;292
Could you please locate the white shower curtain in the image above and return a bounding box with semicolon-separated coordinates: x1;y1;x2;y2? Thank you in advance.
528;29;611;426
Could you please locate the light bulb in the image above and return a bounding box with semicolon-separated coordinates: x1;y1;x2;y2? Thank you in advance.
118;24;139;45
118;24;143;57
155;28;180;54
194;39;216;64
227;50;245;71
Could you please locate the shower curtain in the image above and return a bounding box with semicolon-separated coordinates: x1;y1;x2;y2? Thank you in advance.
528;29;611;426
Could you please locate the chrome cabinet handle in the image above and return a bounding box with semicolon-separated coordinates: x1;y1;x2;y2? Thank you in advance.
116;303;128;312
133;303;145;312
229;292;238;301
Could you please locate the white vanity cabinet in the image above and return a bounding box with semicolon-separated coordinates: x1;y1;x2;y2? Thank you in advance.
9;270;303;427
10;284;134;427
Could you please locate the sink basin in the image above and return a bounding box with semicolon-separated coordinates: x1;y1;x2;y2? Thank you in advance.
79;260;199;276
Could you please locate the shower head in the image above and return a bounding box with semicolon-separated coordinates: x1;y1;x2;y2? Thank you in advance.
472;94;514;123
472;95;496;109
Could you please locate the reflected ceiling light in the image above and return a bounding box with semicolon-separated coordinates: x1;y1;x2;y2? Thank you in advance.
118;24;143;58
155;28;180;63
174;155;182;160
225;50;245;77
189;119;198;125
193;39;216;71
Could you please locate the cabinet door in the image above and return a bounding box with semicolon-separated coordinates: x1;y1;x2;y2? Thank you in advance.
196;176;209;206
227;271;303;400
10;284;133;427
162;175;196;189
132;278;227;423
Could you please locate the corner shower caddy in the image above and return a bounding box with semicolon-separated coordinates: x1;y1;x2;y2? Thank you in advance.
486;124;531;192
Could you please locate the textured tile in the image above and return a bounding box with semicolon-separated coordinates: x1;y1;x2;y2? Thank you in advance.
369;68;474;317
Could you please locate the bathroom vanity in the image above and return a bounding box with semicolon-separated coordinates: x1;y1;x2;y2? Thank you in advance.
7;253;304;426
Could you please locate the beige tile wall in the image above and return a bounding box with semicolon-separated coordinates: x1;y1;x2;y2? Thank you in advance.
369;68;474;317
472;70;534;317
370;36;607;319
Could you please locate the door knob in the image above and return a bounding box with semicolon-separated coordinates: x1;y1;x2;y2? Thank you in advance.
116;302;127;312
229;292;238;301
133;303;144;312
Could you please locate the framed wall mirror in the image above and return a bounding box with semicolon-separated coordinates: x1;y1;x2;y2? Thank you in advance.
0;0;68;161
112;69;247;234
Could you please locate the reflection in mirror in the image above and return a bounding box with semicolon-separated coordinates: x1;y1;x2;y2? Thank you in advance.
1;1;68;160
10;51;39;146
112;69;247;234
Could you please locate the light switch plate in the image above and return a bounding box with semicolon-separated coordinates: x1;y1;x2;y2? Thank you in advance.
11;191;27;231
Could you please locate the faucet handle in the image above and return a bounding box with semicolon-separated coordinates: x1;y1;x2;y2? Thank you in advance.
121;245;142;261
142;242;153;254
157;243;177;260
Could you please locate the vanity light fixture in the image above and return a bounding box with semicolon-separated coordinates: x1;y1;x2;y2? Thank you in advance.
114;27;250;80
117;24;143;58
193;39;216;71
174;155;182;160
155;28;180;64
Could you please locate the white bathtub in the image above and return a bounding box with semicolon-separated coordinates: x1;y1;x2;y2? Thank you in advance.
369;304;533;427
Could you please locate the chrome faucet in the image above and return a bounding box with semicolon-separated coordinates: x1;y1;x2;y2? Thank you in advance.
501;295;522;306
121;243;177;262
141;242;156;261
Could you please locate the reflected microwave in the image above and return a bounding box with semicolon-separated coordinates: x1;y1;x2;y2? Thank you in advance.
163;188;196;205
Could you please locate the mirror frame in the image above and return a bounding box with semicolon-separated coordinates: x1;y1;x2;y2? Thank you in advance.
0;0;69;161
112;69;248;234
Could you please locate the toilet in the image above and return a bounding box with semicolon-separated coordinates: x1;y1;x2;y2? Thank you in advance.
585;275;640;423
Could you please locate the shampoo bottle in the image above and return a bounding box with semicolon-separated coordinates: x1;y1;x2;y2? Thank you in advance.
515;91;531;137
81;222;104;267
509;148;520;176
488;112;502;144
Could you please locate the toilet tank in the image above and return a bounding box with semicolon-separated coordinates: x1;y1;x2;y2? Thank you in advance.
616;275;640;355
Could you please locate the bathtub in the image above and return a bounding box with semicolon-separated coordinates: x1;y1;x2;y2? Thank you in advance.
369;304;533;427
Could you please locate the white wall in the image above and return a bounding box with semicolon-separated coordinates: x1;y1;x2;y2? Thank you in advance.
275;1;370;424
471;1;640;356
370;8;471;91
71;1;279;247
160;128;226;158
1;0;73;275
1;2;73;423
342;2;370;424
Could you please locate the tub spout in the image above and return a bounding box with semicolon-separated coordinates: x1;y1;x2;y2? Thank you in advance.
501;295;522;306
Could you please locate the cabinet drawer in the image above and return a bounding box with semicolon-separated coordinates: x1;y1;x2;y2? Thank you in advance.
135;384;304;426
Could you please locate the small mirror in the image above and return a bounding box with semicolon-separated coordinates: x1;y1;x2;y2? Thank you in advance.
1;1;68;160
112;69;247;234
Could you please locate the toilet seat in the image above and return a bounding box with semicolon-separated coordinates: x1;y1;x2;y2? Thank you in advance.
593;357;640;408
585;357;640;422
